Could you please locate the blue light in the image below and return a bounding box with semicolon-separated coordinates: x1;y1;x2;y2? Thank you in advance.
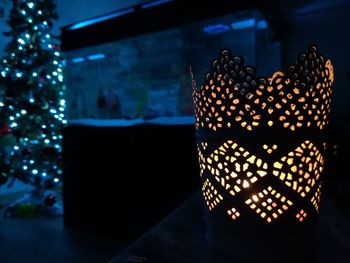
14;146;19;150
257;20;268;30
54;178;59;183
68;8;135;30
27;2;34;8
59;99;65;106
32;72;38;77
29;160;34;164
42;172;47;177
0;102;4;107
62;120;67;125
29;98;35;103
16;72;23;78
50;109;57;114
231;19;255;30
141;0;173;9
87;53;105;60
58;75;63;82
9;116;15;120
1;71;6;77
32;169;38;175
18;38;25;44
44;139;50;144
42;124;47;129
38;10;42;15
72;57;85;63
54;51;60;56
23;165;28;170
21;109;27;114
203;24;230;34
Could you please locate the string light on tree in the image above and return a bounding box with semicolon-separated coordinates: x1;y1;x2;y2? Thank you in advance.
0;0;65;194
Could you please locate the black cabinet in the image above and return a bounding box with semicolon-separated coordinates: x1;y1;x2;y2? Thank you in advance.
62;123;199;243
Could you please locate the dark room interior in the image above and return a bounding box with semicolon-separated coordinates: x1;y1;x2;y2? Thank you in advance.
0;0;350;262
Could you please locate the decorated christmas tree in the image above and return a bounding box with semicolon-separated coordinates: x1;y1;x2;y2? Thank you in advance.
0;0;65;206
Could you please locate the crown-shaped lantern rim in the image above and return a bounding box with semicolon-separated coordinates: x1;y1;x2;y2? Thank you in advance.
192;45;333;136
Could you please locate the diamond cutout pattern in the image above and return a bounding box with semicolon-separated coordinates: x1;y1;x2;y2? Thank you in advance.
202;179;223;211
205;140;268;196
245;186;293;223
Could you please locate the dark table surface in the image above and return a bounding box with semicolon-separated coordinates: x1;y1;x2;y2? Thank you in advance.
110;192;350;263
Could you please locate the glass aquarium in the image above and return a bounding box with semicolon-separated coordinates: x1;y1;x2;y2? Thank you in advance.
64;9;280;120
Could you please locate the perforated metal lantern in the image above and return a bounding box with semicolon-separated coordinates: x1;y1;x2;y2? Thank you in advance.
192;45;333;262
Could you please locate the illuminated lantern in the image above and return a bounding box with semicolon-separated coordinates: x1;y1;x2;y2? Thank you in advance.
192;45;333;261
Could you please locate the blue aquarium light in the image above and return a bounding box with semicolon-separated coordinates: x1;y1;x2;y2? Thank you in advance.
231;19;255;30
257;20;268;30
68;8;135;30
72;57;85;63
87;53;106;60
203;24;230;34
141;0;173;9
